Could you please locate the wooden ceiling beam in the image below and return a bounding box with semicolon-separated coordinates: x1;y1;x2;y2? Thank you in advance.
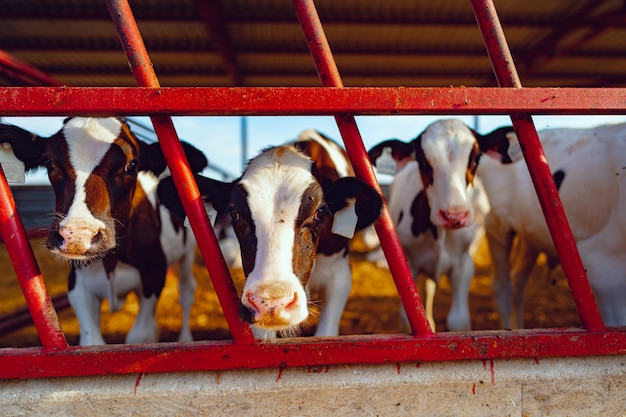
194;0;242;86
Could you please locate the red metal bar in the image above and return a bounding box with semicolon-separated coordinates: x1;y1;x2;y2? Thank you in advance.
293;0;433;336
470;0;605;331
0;166;67;350
0;49;63;87
106;0;254;344
1;328;625;379
0;86;625;116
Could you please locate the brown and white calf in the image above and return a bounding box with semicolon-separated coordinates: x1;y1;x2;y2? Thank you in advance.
159;129;383;337
368;119;512;331
0;117;207;345
478;122;626;328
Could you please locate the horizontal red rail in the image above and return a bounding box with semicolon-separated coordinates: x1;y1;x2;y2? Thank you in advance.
0;87;625;116
1;328;625;379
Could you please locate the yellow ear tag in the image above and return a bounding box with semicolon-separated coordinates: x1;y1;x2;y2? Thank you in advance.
0;142;25;184
184;203;217;228
331;198;357;239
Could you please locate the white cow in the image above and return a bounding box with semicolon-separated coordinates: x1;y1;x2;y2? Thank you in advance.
368;119;512;331
478;122;626;328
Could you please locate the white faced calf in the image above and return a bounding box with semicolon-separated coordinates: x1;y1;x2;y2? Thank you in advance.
478;122;626;328
0;117;207;345
368;119;512;331
159;130;382;337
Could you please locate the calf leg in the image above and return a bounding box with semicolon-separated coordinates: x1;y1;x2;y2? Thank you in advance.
309;252;352;337
69;267;106;346
508;238;539;329
176;250;197;342
485;215;515;329
126;294;159;344
446;253;473;332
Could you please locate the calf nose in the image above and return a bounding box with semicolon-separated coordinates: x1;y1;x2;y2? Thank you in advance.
54;224;105;256
438;209;471;229
244;291;300;325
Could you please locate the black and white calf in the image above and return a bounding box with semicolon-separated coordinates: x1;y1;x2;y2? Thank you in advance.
0;117;207;345
478;122;626;328
368;119;512;331
159;129;382;337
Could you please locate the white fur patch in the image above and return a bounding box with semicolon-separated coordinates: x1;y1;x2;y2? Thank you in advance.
61;117;122;228
241;147;316;284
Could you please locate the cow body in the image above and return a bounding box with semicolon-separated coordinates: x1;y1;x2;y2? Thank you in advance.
0;117;207;345
159;130;382;337
368;119;512;331
478;122;626;328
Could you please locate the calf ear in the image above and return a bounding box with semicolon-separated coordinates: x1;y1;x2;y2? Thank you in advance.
475;126;520;164
0;124;47;170
325;177;383;232
367;139;414;164
140;141;208;176
157;174;233;219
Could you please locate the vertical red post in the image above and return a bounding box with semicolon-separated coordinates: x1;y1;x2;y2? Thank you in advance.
470;0;605;331
106;0;254;343
293;0;433;335
0;166;67;349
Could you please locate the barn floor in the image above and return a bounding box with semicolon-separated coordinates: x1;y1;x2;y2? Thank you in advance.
0;236;580;348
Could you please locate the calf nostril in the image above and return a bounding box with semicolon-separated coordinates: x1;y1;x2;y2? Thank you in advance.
91;230;104;246
285;292;298;310
245;293;262;315
47;231;65;250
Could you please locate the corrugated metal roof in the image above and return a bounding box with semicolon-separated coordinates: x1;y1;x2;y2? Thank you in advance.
1;0;625;87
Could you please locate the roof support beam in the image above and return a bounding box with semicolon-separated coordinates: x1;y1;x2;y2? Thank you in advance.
518;0;624;80
194;0;242;86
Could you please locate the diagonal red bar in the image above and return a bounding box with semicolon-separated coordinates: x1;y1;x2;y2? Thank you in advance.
0;49;63;87
105;0;254;344
0;166;67;350
293;0;433;336
470;0;605;331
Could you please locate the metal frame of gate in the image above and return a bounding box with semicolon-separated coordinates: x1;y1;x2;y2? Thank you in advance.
0;0;625;380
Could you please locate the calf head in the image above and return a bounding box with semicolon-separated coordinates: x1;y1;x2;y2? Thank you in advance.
158;144;382;334
0;117;207;263
368;119;515;229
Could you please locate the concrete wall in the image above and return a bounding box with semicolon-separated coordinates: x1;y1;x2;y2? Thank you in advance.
2;355;625;416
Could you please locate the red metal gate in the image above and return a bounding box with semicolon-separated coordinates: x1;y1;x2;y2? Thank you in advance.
0;0;625;379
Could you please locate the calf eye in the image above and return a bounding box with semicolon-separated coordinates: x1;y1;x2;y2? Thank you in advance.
43;158;55;170
124;159;139;174
228;207;240;222
313;206;327;224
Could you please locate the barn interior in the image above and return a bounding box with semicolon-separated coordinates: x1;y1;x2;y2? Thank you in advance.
0;0;623;346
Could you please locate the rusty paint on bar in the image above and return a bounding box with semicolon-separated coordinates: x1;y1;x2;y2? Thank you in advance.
0;329;625;379
0;87;624;116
